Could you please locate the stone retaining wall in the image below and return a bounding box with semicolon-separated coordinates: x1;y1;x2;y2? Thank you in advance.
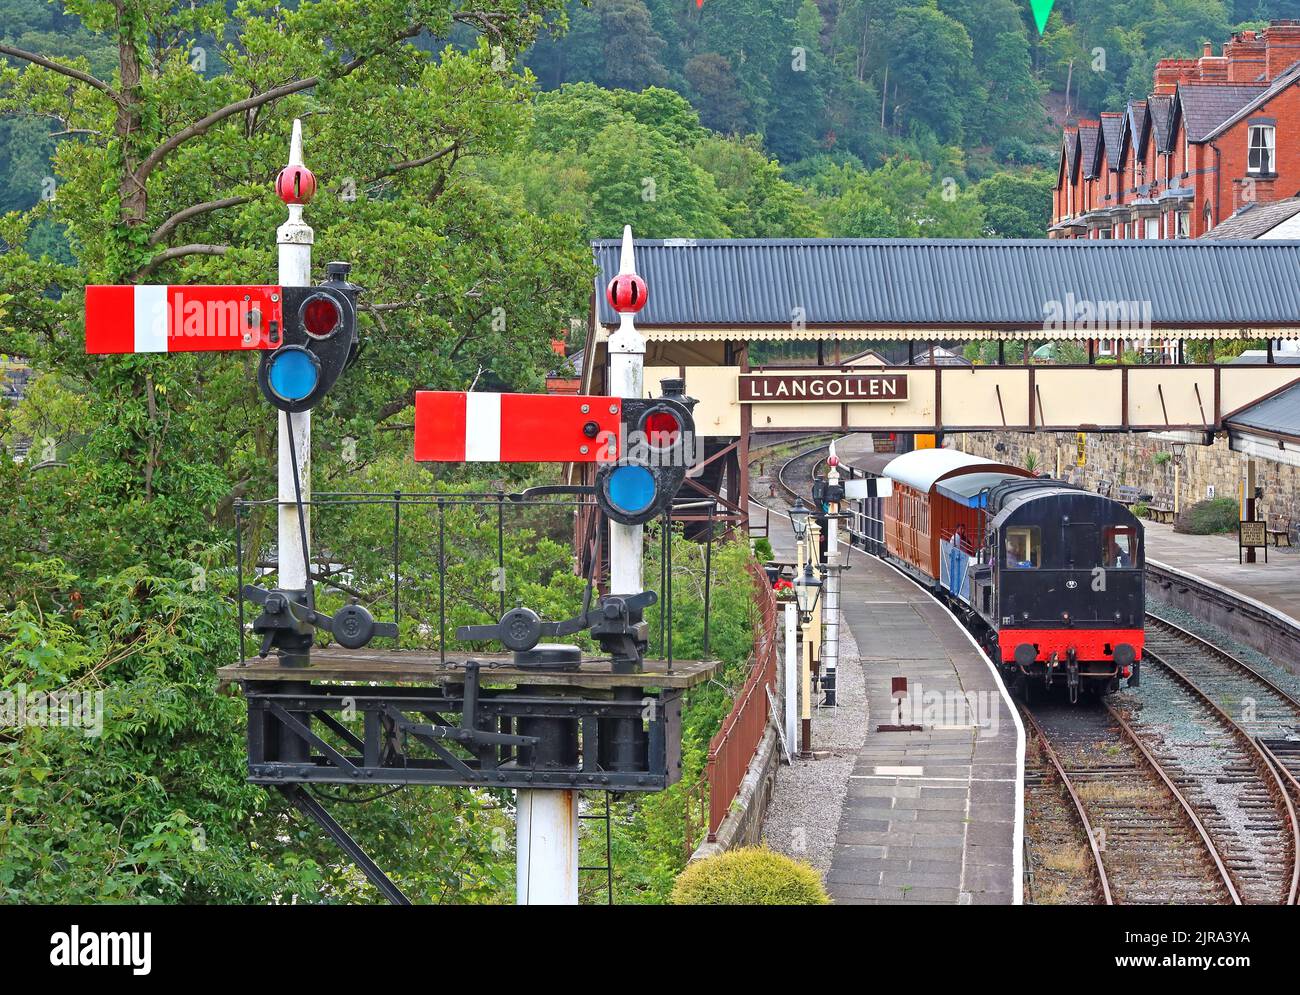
956;430;1300;537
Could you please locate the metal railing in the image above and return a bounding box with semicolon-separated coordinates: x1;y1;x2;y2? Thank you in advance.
705;560;779;841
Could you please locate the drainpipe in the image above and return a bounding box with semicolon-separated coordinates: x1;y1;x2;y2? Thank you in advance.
1211;140;1223;231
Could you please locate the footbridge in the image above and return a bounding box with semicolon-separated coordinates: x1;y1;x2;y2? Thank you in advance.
582;238;1300;526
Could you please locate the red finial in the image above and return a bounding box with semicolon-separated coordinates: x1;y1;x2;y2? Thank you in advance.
606;272;648;314
275;164;316;205
275;119;315;206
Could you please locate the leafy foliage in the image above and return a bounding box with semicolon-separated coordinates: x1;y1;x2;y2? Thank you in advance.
1178;497;1242;535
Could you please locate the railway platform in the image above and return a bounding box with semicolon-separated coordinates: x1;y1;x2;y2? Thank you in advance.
1143;520;1300;624
752;493;1024;905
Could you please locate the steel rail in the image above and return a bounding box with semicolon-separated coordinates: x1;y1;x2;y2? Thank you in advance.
773;440;831;506
1102;701;1244;905
1017;704;1113;905
1146;614;1300;715
1141;633;1300;906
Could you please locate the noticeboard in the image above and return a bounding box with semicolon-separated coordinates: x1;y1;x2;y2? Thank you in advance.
1239;520;1268;564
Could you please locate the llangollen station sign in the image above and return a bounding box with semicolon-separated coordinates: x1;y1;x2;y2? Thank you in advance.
738;372;909;403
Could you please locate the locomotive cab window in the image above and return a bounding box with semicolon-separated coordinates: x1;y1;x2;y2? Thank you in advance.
1003;526;1040;569
1103;525;1139;568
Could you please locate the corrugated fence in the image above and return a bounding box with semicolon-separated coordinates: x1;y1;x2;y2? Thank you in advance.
706;560;779;840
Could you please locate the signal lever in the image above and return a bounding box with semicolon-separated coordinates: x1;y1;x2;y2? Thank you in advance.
456;591;657;673
242;585;397;660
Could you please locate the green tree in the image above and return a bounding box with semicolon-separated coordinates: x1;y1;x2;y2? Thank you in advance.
0;0;579;905
688;134;824;237
976;170;1053;238
684;52;749;134
764;0;830;165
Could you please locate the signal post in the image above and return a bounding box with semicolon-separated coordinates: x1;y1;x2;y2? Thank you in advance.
88;123;708;905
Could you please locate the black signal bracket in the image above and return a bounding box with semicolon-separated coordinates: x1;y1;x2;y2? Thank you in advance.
456;590;656;673
242;584;397;662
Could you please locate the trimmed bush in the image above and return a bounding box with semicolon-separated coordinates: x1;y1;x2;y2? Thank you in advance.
670;847;830;905
1176;497;1240;535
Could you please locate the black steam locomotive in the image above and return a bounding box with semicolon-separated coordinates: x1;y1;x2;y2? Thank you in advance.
853;448;1144;701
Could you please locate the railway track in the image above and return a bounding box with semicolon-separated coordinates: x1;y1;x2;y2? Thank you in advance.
1021;701;1238;905
1140;615;1300;905
766;437;1300;903
774;444;827;506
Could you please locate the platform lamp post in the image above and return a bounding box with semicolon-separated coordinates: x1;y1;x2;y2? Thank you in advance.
1172;442;1186;516
822;444;842;707
793;562;822;757
787;497;811;753
807;516;822;689
790;496;811;572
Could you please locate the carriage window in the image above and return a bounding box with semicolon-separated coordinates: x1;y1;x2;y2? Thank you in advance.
1003;527;1040;569
1103;526;1139;568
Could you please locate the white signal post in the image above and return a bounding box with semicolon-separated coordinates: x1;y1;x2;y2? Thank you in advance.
607;226;646;596
277;119;314;597
516;225;650;906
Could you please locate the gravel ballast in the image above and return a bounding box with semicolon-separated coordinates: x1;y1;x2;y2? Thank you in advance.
761;623;867;873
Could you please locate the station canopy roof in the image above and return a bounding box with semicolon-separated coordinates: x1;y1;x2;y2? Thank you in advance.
1225;381;1300;438
1224;380;1300;467
591;238;1300;341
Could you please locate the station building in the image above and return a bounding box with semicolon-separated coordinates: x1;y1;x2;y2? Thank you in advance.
1051;21;1300;245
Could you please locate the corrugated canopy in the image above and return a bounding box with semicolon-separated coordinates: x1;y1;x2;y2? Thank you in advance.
591;239;1300;340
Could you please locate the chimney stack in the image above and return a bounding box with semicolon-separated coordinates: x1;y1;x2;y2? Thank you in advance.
1224;30;1266;82
1154;58;1200;94
1264;20;1300;80
1198;43;1228;81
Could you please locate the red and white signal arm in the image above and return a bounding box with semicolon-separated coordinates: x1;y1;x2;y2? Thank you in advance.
414;391;623;463
85;285;284;353
844;477;893;499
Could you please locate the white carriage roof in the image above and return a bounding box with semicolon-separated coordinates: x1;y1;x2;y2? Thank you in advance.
882;449;1002;493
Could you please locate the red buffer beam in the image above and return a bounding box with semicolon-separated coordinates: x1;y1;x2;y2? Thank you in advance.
85;285;284;353
414;391;623;463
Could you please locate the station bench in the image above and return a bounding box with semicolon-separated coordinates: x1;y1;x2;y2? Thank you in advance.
1146;504;1176;525
1269;524;1293;547
1113;484;1151;507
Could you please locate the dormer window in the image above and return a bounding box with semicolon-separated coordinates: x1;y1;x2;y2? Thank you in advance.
1248;124;1276;175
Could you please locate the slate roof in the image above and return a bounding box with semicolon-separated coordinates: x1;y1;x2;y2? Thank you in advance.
1148;94;1176;152
1100;114;1125;170
1202;197;1300;239
1177;82;1268;141
1225;381;1300;438
591;238;1300;329
1127;100;1150;156
1202;61;1300;141
1078;123;1101;178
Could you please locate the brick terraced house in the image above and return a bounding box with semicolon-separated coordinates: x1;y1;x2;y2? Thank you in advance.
1051;21;1300;244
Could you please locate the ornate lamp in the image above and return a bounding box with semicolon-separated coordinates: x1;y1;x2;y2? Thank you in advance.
789;497;810;541
793;563;822;624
